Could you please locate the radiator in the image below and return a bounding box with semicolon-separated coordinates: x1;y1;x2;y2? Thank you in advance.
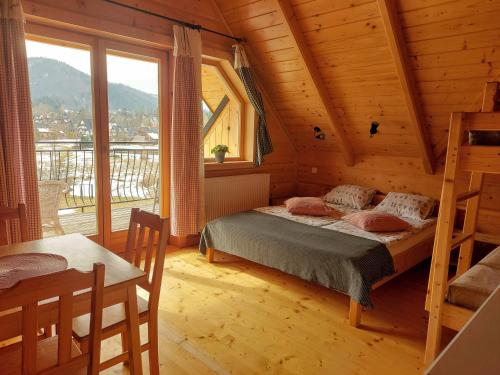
204;173;270;222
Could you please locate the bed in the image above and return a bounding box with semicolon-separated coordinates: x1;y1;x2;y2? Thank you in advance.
199;197;437;327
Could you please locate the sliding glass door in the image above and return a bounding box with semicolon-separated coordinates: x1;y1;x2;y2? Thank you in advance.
96;40;168;249
103;45;164;237
25;26;169;249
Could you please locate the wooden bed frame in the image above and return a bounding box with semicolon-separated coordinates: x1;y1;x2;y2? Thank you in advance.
204;192;437;328
205;237;434;327
424;82;500;365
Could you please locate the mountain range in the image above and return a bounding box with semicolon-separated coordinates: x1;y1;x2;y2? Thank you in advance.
28;57;158;113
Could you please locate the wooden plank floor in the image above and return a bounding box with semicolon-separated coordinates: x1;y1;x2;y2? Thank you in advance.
101;248;455;375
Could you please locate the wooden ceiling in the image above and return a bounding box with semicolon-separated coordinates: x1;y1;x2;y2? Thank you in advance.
213;0;500;173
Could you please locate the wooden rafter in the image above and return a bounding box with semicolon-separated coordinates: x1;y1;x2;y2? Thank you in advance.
377;0;435;174
274;0;355;166
433;134;448;161
481;81;499;112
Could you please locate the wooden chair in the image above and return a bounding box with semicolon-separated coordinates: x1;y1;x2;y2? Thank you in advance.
0;203;28;244
72;208;169;374
0;203;55;339
38;180;68;235
0;263;105;375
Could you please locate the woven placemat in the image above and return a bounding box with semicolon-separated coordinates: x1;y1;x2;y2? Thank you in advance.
0;253;68;291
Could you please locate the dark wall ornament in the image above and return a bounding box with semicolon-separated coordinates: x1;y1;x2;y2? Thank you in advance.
314;126;325;140
369;121;379;137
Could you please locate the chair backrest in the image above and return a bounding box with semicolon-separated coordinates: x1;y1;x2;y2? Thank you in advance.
125;209;169;312
0;203;29;244
38;180;67;224
0;263;105;375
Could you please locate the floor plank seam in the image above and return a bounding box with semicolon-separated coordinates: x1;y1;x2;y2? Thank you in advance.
161;319;230;375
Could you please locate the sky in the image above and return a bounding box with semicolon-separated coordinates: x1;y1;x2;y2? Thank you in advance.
26;40;159;95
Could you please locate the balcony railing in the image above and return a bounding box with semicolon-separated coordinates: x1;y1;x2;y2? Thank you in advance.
35;141;159;211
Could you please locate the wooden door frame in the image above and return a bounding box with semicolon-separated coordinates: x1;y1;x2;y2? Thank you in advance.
25;22;170;250
99;39;169;250
25;23;105;245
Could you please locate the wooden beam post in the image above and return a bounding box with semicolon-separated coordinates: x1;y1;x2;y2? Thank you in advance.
377;0;435;174
456;82;497;276
273;0;355;166
424;113;465;365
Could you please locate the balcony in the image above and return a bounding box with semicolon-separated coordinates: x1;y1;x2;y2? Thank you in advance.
36;141;159;236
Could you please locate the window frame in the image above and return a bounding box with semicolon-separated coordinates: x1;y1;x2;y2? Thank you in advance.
202;59;246;163
213;59;257;166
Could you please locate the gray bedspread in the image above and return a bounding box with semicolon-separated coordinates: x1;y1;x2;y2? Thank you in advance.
199;211;395;306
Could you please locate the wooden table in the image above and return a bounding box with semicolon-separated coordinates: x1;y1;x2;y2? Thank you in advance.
0;233;146;375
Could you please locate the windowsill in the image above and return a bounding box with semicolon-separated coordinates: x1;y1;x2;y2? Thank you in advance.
204;161;254;171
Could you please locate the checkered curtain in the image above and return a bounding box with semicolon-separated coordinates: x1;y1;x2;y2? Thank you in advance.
170;25;204;237
234;44;273;166
0;0;42;244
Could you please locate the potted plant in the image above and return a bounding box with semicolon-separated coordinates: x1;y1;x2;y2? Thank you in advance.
211;144;229;163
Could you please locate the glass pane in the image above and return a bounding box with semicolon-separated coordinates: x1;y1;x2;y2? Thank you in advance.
27;39;98;237
106;52;160;232
201;64;241;159
202;100;213;126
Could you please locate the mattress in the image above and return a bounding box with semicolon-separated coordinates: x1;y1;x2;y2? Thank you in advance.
447;245;500;310
254;203;437;255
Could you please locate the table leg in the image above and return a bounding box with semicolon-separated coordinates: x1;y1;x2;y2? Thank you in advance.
125;285;143;375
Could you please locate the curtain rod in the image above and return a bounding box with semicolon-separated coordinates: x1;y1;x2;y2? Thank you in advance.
103;0;244;43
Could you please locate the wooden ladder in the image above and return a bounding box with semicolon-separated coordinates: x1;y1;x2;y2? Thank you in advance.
424;82;498;365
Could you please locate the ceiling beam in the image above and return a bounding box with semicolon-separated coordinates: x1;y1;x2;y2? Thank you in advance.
377;0;435;174
273;0;355;166
433;133;448;161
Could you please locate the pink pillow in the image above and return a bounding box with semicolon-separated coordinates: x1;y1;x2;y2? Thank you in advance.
342;211;410;232
285;197;332;216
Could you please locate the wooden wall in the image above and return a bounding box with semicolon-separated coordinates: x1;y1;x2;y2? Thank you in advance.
23;0;500;228
215;0;500;155
399;0;500;155
297;153;499;236
214;0;500;236
397;0;500;236
201;61;297;199
23;0;297;200
205;102;298;199
215;0;415;155
22;0;233;57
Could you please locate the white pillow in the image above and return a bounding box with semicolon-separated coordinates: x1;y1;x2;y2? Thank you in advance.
323;184;376;209
374;192;436;220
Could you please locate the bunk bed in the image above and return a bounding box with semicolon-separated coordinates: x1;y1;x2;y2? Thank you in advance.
424;82;500;365
201;193;437;328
